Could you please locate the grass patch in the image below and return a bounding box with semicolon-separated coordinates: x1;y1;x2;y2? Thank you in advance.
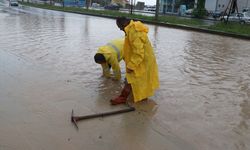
209;22;250;36
158;16;205;27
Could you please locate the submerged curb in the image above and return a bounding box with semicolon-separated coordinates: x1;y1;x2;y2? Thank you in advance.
20;3;250;40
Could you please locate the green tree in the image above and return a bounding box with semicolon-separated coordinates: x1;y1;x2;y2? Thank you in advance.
193;0;206;18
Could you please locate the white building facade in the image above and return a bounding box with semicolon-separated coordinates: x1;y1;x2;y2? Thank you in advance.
238;0;250;11
205;0;250;13
158;0;250;14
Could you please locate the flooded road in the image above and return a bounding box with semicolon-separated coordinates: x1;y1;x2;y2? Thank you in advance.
1;1;250;150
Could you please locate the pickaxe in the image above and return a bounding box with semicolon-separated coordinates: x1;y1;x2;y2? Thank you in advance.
71;105;135;129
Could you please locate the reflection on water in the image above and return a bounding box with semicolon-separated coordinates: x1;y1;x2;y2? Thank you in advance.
1;3;250;150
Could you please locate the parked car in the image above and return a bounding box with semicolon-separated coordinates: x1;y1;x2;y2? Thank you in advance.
104;4;120;10
243;8;250;12
221;12;250;24
144;6;156;12
9;0;18;6
92;3;100;8
212;11;224;19
185;9;193;15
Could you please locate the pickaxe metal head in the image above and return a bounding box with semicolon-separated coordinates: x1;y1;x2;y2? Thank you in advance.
71;109;79;130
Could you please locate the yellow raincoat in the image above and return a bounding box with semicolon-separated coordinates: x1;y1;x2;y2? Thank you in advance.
97;38;124;80
124;20;159;102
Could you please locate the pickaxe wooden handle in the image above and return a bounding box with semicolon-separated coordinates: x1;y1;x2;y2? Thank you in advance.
71;106;135;129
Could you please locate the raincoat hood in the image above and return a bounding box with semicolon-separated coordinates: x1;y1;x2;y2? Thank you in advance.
125;20;148;33
98;46;112;54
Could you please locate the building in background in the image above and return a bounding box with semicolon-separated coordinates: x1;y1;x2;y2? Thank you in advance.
63;0;85;7
205;0;229;13
237;0;250;11
159;0;195;14
159;0;176;14
205;0;250;13
136;1;145;10
111;0;128;6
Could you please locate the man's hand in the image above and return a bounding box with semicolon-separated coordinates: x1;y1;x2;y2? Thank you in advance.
126;68;133;73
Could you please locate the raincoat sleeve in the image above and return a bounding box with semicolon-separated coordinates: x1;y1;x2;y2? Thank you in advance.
127;32;145;71
109;55;121;80
101;63;111;77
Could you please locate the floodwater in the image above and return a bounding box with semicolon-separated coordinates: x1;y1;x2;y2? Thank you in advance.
1;1;250;150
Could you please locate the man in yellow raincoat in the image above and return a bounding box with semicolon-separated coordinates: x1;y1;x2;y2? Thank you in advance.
110;17;159;105
94;38;124;80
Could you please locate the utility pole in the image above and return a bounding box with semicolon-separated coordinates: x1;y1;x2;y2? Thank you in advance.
86;0;89;9
172;0;175;13
155;0;160;20
130;0;133;14
215;0;219;11
194;0;198;8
